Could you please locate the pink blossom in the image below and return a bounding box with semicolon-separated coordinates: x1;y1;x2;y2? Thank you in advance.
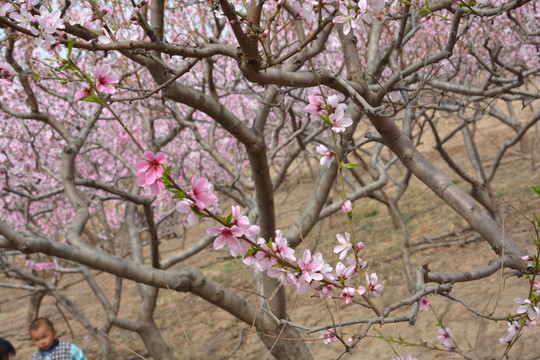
254;238;277;271
346;255;367;271
33;7;64;47
327;95;348;118
319;330;338;344
419;296;430;311
176;199;199;226
332;4;360;35
515;298;540;320
136;151;166;194
391;355;418;360
522;255;534;261
272;230;296;262
208;225;244;256
341;200;352;213
500;332;514;345
0;65;16;85
94;64;119;94
318;284;335;298
333;232;352;260
340;286;357;304
366;273;383;296
304;95;325;119
506;320;521;336
231;205;260;238
340;286;365;304
189;175;219;211
437;327;454;348
329;112;353;133
298;249;327;283
25;260;55;271
74;87;91;101
532;281;540;296
335;262;355;284
316;144;334;168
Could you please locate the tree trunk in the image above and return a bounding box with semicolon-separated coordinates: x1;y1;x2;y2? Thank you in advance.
138;321;177;360
258;323;313;360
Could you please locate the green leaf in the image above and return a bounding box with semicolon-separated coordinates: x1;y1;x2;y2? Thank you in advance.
343;163;358;168
172;190;186;199
80;95;103;104
338;192;346;201
533;212;540;230
225;212;233;226
67;38;76;58
58;63;76;72
319;114;332;128
163;165;172;177
403;0;412;4
60;80;68;85
418;9;431;15
244;247;259;257
532;186;540;197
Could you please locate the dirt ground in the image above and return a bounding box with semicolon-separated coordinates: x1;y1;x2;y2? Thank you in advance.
2;108;540;359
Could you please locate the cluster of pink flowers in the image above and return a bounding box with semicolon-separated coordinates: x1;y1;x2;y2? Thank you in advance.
305;94;353;133
307;94;353;168
134;153;384;304
25;260;55;271
437;327;455;353
74;64;119;100
499;290;540;345
332;0;385;35
6;4;64;48
176;175;221;225
208;205;260;256
319;329;338;344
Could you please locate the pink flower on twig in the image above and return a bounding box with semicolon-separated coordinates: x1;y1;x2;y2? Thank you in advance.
316;144;334;168
74;87;91;101
333;232;352;260
94;64;119;94
419;296;430;311
366;272;384;296
208;225;244;256
136;151;166;194
342;200;352;213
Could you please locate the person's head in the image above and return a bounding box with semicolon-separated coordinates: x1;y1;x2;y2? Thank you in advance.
29;318;57;352
0;337;16;360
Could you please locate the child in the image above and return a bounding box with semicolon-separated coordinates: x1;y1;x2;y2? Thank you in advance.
29;318;87;360
0;338;16;360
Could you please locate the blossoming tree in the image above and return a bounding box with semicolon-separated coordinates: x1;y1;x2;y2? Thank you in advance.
0;0;538;358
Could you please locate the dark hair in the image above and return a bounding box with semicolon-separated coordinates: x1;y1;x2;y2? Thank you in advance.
0;338;16;358
29;317;55;333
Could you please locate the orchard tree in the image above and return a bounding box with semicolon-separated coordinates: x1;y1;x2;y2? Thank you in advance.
0;0;539;359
